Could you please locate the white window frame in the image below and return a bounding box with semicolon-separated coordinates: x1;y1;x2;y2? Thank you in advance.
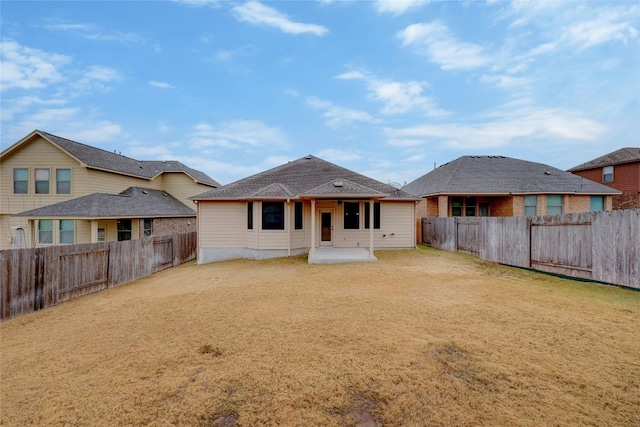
603;166;613;183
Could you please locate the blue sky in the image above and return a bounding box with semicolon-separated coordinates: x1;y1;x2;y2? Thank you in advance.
1;0;638;186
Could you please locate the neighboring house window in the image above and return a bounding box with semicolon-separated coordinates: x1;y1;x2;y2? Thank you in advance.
98;228;106;242
344;202;360;229
294;202;303;230
547;195;563;215
590;196;604;212
13;168;28;194
56;169;71;194
117;219;132;241
59;220;75;244
35;168;50;194
364;202;381;229
38;220;53;244
465;197;477;217
451;197;463;217
247;202;254;230
143;219;153;237
524;195;538;217
262;202;285;230
602;166;613;183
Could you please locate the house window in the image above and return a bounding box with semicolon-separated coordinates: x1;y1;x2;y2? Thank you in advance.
247;202;253;230
524;195;538;217
117;219;132;241
59;220;75;244
547;195;563;215
294;202;303;230
98;228;106;242
262;202;284;230
364;202;381;229
143;219;153;237
56;169;71;194
590;196;604;212
451;197;463;217
465;197;477;217
38;220;53;244
343;202;360;229
13;168;28;194
603;166;613;183
35;168;50;194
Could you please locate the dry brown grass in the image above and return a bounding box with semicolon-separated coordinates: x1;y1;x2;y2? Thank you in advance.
1;246;639;426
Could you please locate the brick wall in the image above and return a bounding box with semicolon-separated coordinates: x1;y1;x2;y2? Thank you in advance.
491;196;514;216
566;195;590;213
137;218;196;239
614;192;639;209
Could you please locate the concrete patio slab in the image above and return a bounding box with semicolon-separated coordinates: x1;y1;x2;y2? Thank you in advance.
308;247;377;264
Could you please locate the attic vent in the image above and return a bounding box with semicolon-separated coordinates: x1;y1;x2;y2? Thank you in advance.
142;190;148;194
334;180;344;188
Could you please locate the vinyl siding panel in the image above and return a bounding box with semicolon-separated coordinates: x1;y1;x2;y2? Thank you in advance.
157;173;212;208
198;202;246;248
86;168;157;194
374;202;416;248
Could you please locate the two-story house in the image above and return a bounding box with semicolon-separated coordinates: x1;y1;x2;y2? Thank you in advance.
0;130;220;249
568;147;640;209
405;156;620;218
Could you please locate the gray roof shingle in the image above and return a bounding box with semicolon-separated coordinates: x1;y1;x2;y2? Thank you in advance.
15;187;195;218
404;155;621;197
37;131;220;187
567;147;640;172
192;155;418;201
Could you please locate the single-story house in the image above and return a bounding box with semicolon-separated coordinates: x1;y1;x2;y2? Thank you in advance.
191;155;420;264
14;187;196;247
404;155;621;218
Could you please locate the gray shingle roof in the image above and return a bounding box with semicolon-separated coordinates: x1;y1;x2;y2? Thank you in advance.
404;155;621;197
567;147;640;172
36;131;220;187
192;155;418;201
15;187;195;218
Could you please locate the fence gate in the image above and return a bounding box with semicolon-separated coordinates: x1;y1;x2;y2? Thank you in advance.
152;236;174;273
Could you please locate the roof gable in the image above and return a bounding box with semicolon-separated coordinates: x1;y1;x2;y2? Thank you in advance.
568;147;640;172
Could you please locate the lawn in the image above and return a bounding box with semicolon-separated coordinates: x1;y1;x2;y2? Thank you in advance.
1;247;639;426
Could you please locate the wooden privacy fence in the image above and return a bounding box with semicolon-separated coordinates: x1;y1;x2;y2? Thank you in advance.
422;209;639;290
0;232;197;321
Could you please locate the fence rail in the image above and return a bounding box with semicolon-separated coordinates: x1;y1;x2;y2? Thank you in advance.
0;232;197;321
422;209;639;289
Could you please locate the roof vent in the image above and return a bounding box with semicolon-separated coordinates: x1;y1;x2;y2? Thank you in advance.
544;171;551;175
334;180;344;187
305;155;312;160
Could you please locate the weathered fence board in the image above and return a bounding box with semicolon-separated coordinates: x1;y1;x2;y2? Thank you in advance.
422;209;639;289
0;232;197;321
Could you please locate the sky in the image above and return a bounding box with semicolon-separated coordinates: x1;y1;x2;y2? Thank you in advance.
1;0;638;186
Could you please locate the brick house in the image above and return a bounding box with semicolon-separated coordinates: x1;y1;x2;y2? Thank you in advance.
1;130;219;249
568;147;640;209
404;156;620;218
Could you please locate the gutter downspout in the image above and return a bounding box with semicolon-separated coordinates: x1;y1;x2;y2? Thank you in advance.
287;199;291;257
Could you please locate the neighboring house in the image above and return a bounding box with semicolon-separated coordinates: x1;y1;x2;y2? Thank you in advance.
404;155;620;218
191;155;419;264
568;147;640;209
14;187;196;247
0;130;219;249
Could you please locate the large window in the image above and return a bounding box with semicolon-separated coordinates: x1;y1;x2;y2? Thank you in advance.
262;202;284;230
364;202;380;229
59;220;74;244
451;197;463;217
343;202;360;229
524;195;537;217
294;202;303;230
590;196;604;212
38;220;53;244
465;197;477;217
603;166;613;183
13;168;28;194
117;219;132;241
56;169;71;194
247;202;254;230
547;195;563;215
35;168;50;194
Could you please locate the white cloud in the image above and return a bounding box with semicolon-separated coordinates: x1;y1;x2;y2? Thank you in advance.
336;68;448;117
375;0;430;16
306;97;380;128
172;0;220;6
188;120;288;150
232;1;329;36
397;21;491;70
71;65;121;94
149;81;173;89
315;148;361;162
44;22;143;43
0;39;70;91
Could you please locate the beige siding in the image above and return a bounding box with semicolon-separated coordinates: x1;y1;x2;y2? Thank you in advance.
86;168;157;194
290;202;311;249
157;172;212;208
375;202;416;248
198;202;246;248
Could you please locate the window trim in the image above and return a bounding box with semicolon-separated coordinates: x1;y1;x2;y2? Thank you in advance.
35;168;50;195
546;195;564;215
13;168;29;194
602;166;613;183
56;168;72;195
524;195;538;217
38;219;53;244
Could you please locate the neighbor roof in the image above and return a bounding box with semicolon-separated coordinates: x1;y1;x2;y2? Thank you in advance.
404;155;621;197
1;130;220;187
192;155;418;201
567;147;640;172
15;187;195;219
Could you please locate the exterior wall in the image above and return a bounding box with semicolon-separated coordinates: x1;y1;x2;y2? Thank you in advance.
138;217;196;239
415;199;428;217
565;195;590;214
156;172;214;208
198;201;246;248
438;196;448;217
511;196;525;217
491;196;514;217
572;162;640;209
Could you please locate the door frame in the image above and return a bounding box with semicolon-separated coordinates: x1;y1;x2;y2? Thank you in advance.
318;208;334;246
